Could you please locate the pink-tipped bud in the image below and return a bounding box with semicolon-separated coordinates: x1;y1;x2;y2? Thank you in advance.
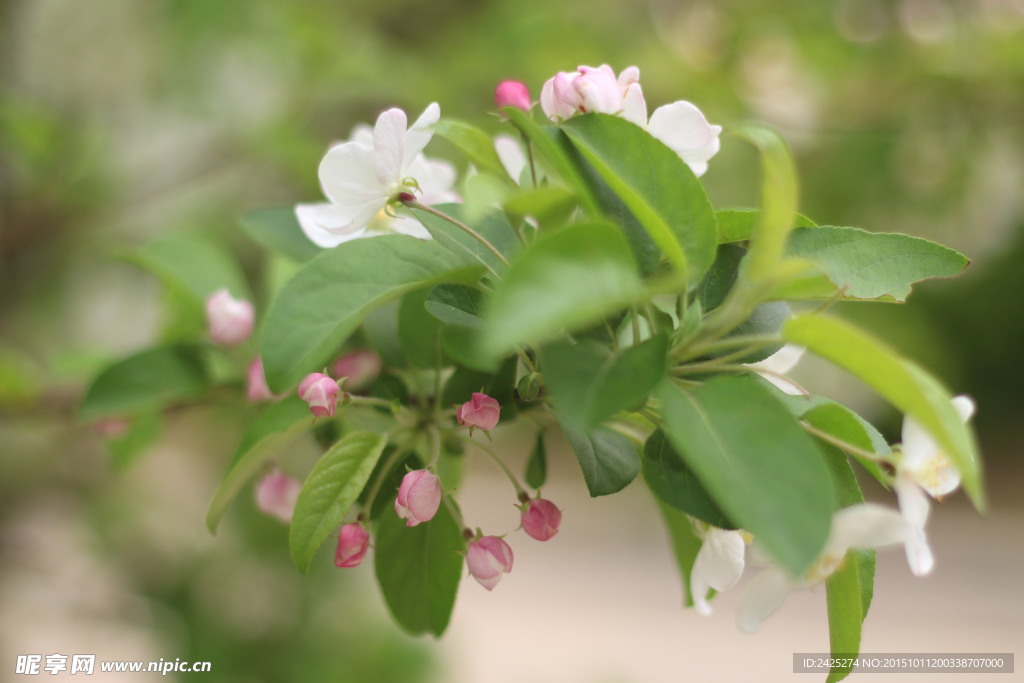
494;80;531;111
205;288;254;346
466;535;514;590
255;469;302;523
521;497;562;541
247;357;277;402
334;523;370;568
298;372;341;417
456;392;501;431
395;470;442;527
331;350;382;393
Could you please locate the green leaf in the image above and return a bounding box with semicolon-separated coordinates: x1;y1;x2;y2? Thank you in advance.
562;114;717;284
261;234;481;392
289;431;387;573
480;221;647;358
240;207;321;263
105;413;162;470
655;376;835;575
375;496;465;636
784;315;983;508
715;208;817;243
502;107;601;216
777;226;970;302
541;333;667;429
730;126;799;284
126;232;251;306
432;119;510;180
411;203;518;277
503;186;577;227
362;300;406;369
398;288;447;369
803;400;890;487
825;555;864;683
425;284;484;328
80;345;210;421
643;429;734;529
653;497;703;608
525;430;548;489
556;416;640;497
205;398;315;533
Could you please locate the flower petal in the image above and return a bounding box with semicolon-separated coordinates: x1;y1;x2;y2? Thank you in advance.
373;108;408;187
405;102;441;166
319;141;384;205
736;567;792;633
894;475;935;576
314;202;380;237
691;528;746;616
828;503;911;556
621;81;648;126
406;155;458;203
494;134;527;183
648;101;716;155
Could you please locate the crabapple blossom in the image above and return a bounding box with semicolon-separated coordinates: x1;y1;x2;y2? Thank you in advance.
255;469;302;523
520;497;562;541
690;523;747;616
736;503;912;633
466;535;514;590
456;392;501;432
334;523;370;568
297;372;341;417
494;80;531;111
205;289;254;346
748;344;806;396
894;395;975;576
295;103;458;248
395;470;442;527
331;349;383;392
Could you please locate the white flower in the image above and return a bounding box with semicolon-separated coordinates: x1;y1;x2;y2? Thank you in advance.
690;523;747;616
748;344;805;396
539;64;721;177
736;503;912;633
494;134;528;184
295;103;458;248
893;395;975;576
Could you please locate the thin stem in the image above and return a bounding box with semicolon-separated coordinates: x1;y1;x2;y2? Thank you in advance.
441;493;468;530
519;129;538;189
464;437;526;497
403;200;510;267
361;438;416;515
630;309;642;345
801;422;887;463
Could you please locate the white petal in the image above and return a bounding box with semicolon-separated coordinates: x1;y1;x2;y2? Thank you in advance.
314;202;379;238
900;412;936;471
691;569;713;616
952;395;976;422
736;567;792;634
405;102;441;165
295;203;367;248
407;155;458;203
373;108;408;187
494;134;527;182
621;82;648;126
697;529;746;591
319;141;383;205
648;101;716;155
894;475;935;576
905;527;935;577
390;214;432;240
828;503;911;556
349;123;374;146
752;344;805;375
616;65;640;90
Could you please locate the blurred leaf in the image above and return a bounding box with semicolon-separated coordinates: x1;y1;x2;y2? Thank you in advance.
240;207;321;263
541;333;667;429
290;431;387;574
206;398;314;533
432;119;509;179
80;345;211;421
556;416;640;497
784;315;983;508
398;289;447;369
776;227;970;302
525;430;548;489
803;401;890;487
715;208;817;243
126;232;251;306
562;114;717;284
730;126;799;284
425;284;483;328
0;345;42;408
480;222;646;358
503;186;577;227
654;497;703;608
106;413;162;471
655;376;834;575
411;203;518;277
261;235;481;392
375;496;464;637
363;300;406;369
643;429;734;529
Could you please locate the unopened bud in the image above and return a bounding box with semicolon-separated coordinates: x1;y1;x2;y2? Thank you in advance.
205;289;254;347
334;523;370;568
466;535;514;590
520;497;562;541
331;350;382;393
298;372;341;417
494;80;532;111
395;470;442;527
255;469;302;523
456;392;501;432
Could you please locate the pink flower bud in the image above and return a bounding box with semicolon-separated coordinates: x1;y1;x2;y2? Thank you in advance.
466;535;514;590
394;470;442;527
494;80;531;111
297;372;340;417
246;357;277;402
456;392;500;431
255;468;302;523
521;497;562;541
205;288;255;346
331;350;382;392
334;523;370;568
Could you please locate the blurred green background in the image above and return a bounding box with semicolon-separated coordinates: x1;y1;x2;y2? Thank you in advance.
2;0;1022;681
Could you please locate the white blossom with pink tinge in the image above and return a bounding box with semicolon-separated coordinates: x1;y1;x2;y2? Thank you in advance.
205;289;254;347
255;469;302;523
